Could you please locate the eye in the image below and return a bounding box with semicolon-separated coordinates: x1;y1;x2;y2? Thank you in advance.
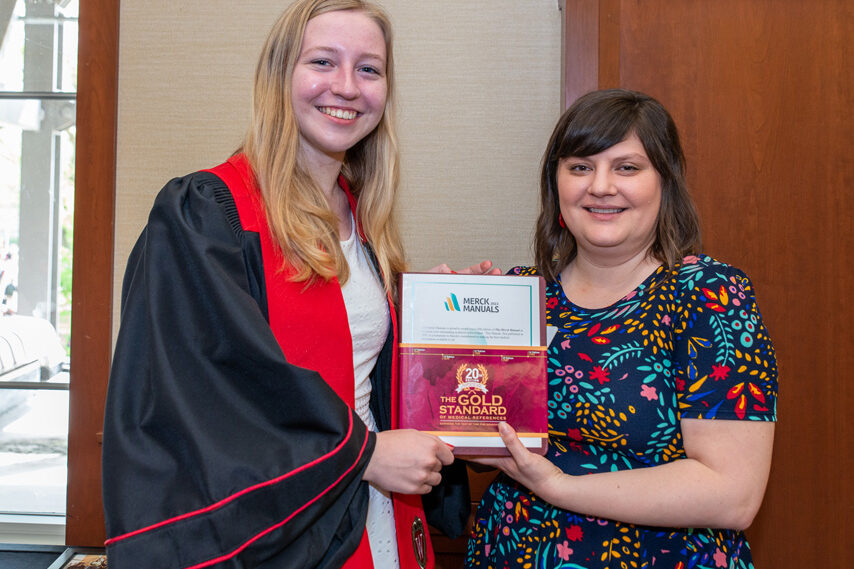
567;163;591;172
616;164;640;173
310;58;332;67
358;65;385;78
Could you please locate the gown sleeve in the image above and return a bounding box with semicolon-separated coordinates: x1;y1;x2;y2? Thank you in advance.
102;172;373;569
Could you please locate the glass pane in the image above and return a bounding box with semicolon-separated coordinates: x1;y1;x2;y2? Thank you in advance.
0;0;78;93
0;0;77;521
0;388;68;515
0;98;74;340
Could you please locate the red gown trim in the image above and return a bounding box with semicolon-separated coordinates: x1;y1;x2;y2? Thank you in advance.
182;430;371;569
103;412;361;546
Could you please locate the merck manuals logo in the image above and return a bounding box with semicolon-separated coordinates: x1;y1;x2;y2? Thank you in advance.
444;292;500;313
444;293;461;311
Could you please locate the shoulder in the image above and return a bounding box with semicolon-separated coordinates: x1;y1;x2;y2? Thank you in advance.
147;168;242;241
152;170;230;210
507;266;540;277
674;254;771;343
676;254;755;293
154;170;228;207
151;154;254;214
679;254;746;275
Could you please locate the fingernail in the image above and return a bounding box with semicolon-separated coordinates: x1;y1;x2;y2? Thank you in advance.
446;443;455;450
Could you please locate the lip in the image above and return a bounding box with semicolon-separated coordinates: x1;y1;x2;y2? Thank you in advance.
584;206;626;216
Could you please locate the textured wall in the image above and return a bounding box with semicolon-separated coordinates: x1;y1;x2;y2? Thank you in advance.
114;1;562;325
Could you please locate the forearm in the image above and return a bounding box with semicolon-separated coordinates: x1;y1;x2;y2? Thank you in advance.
482;419;774;531
540;457;759;530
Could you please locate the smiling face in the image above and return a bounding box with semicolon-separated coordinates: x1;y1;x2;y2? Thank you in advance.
557;132;662;262
291;9;388;166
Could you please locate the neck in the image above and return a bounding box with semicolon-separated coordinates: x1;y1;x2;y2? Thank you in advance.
298;143;351;236
300;150;344;200
561;247;660;309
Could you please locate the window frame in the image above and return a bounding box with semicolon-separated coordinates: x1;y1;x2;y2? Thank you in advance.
63;0;118;547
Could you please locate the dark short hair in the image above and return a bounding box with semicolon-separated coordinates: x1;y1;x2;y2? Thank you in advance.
534;89;701;281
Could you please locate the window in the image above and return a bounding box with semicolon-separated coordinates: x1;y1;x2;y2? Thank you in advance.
0;0;78;535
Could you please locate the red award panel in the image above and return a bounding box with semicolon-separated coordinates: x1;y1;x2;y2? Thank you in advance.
399;345;547;456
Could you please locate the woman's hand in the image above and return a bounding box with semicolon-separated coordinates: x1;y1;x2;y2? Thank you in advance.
467;422;564;502
365;429;455;494
428;260;502;275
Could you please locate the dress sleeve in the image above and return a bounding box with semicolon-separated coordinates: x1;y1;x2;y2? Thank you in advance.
102;172;373;569
673;259;778;421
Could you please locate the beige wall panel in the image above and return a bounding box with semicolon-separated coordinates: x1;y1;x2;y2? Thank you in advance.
387;1;562;271
114;0;279;302
114;0;562;327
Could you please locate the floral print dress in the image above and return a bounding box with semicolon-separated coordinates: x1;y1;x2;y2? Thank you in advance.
465;255;778;569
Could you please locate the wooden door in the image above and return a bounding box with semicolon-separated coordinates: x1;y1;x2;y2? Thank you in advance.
564;0;852;566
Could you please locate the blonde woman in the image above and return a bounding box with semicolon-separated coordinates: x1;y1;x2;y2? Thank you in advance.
102;1;488;567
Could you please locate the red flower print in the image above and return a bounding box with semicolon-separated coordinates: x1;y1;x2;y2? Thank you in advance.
675;377;686;391
713;547;728;567
710;364;731;381
567;428;582;441
588;323;619;344
565;524;583;541
734;393;747;419
547;296;559;309
727;381;766;419
557;540;573;561
748;382;767;404
640;384;658;401
590;365;610;385
702;287;728;312
727;382;744;398
514;500;529;522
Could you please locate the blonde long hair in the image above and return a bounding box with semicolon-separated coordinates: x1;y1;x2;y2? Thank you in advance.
242;0;406;291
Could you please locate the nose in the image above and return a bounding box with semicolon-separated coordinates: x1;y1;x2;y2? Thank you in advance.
331;68;360;100
588;169;617;197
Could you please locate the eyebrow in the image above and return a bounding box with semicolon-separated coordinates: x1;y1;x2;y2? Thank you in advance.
301;46;385;63
567;153;650;162
611;153;650;162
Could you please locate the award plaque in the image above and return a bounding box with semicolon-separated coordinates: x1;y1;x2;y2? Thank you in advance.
398;273;547;456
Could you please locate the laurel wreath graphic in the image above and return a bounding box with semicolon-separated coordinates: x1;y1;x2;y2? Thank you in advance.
456;363;489;392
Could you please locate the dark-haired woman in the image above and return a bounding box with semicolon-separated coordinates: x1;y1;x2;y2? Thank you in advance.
465;89;777;568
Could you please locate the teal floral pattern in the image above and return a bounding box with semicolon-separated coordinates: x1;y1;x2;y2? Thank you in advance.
465;255;777;569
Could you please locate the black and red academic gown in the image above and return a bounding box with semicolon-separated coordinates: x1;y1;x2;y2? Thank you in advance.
102;154;465;568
